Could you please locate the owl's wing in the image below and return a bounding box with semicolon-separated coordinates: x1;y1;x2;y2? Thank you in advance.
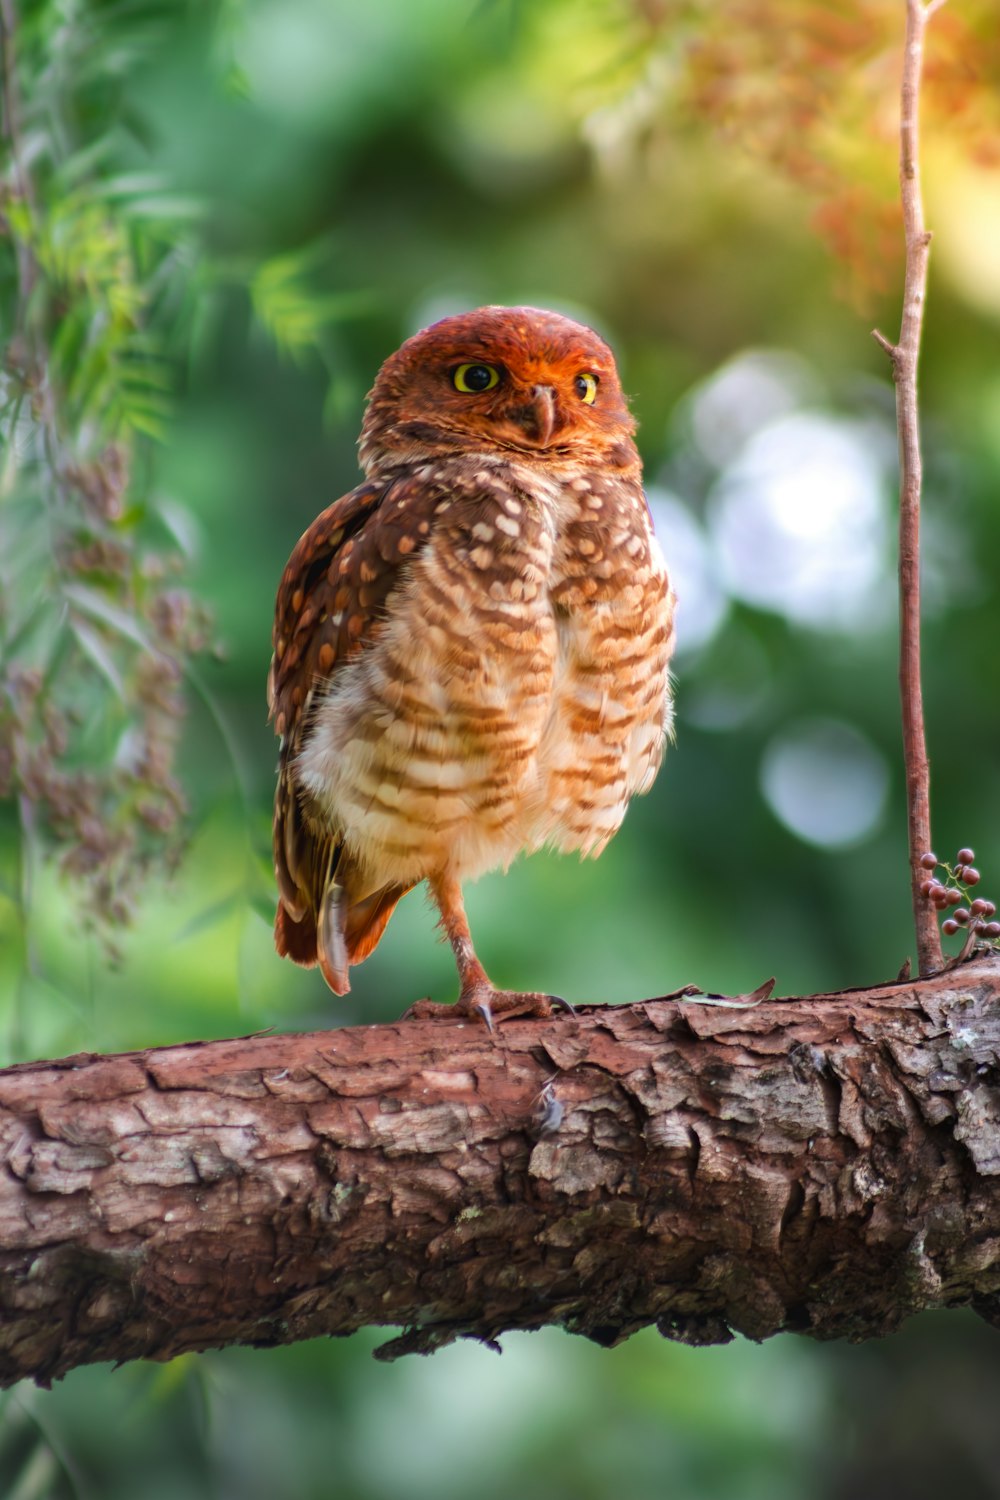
269;480;383;738
268;472;441;990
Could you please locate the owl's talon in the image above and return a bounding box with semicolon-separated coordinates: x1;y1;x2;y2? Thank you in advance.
402;988;571;1028
457;988;570;1025
399;998;432;1021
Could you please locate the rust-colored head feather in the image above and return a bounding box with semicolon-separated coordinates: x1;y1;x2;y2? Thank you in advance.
359;305;639;475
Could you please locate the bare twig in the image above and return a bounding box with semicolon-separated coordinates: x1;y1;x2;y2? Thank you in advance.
872;0;946;977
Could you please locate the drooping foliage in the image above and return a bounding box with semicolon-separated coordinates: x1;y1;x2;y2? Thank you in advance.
0;0;346;947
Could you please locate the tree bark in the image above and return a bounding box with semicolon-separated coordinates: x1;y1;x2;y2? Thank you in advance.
3;955;1000;1387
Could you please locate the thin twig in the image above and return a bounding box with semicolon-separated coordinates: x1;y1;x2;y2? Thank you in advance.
871;0;946;976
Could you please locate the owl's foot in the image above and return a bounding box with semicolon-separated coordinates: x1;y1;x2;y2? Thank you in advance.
415;873;576;1030
406;988;576;1031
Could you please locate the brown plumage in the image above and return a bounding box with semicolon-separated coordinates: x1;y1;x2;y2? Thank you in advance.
268;305;676;1025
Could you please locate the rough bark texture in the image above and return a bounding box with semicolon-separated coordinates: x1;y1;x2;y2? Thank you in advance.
3;955;1000;1387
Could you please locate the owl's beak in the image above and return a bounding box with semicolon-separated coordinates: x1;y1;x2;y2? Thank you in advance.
530;385;556;446
509;385;557;447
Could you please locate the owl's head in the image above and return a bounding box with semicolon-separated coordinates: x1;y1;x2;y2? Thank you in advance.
359;306;639;476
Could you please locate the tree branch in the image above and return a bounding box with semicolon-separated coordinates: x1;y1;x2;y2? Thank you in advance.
3;956;1000;1387
872;0;946;977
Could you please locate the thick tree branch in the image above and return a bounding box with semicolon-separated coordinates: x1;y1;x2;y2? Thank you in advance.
3;956;1000;1387
872;0;946;976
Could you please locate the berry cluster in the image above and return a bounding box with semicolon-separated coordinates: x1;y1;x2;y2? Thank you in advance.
919;847;1000;944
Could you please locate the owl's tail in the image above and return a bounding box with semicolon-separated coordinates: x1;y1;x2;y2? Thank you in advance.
274;755;410;994
274;880;413;996
274;900;324;972
274;885;349;994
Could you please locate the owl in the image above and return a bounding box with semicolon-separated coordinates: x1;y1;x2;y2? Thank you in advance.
268;305;676;1027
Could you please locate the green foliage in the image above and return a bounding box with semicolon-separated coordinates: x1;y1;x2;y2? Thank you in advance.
250;241;360;362
0;2;208;948
0;0;351;957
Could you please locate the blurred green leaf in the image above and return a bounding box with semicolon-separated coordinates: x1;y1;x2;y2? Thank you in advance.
67;617;126;700
171;888;243;943
62;584;156;655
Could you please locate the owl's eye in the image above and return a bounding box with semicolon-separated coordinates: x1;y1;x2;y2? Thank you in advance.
453;363;500;393
574;372;598;404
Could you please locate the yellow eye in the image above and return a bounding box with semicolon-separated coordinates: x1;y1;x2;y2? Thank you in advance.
453;363;500;393
574;372;598;404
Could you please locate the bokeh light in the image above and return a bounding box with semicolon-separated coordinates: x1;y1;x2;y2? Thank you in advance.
760;717;890;848
647;489;728;654
709;410;894;631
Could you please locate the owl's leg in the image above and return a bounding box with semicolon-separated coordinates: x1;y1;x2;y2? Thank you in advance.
406;873;574;1030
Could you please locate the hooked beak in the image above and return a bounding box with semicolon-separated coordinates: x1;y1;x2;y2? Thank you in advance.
531;385;556;446
510;385;557;447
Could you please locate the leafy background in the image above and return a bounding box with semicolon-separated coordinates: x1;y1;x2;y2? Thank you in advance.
2;0;1000;1495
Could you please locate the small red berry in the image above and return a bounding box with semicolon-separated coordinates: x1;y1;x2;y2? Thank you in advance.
919;852;939;870
957;848;975;865
942;919;959;935
983;901;997;918
964;868;982;886
971;899;989;916
947;888;964;906
954;909;971;925
985;922;1000;939
920;879;936;898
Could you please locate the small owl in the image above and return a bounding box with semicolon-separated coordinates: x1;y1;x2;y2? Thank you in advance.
269;306;675;1026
